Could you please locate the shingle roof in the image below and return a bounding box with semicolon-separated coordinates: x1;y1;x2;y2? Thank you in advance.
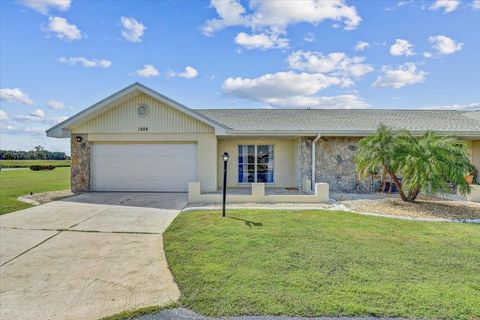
196;109;480;136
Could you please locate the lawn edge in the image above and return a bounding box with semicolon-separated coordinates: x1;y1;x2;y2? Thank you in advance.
98;302;179;320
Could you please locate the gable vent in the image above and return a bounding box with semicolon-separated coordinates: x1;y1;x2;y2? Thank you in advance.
137;104;149;117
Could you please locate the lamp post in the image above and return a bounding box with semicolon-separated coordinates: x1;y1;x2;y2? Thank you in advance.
222;152;229;217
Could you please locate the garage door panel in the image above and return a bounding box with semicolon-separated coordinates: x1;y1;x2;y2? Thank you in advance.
93;159;195;169
91;143;197;192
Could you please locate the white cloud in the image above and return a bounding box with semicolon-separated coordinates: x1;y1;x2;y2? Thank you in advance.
50;116;68;124
46;100;64;109
373;63;427;89
428;35;463;55
44;16;82;41
59;56;112;68
221;71;360;108
136;64;159;78
13;112;67;125
354;41;369;51
202;0;247;35
303;32;315;42
0;88;34;105
167;66;198;79
287;51;374;79
473;0;480;9
120;17;146;43
18;0;71;14
385;0;414;11
423;51;433;58
389;39;415;56
0;110;7;121
1;124;46;136
235;32;288;50
202;0;361;35
259;94;370;109
421;102;480;110
30;109;45;117
429;0;460;13
223;72;341;99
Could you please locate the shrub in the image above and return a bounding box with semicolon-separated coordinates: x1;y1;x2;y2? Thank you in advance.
356;125;475;202
30;165;56;171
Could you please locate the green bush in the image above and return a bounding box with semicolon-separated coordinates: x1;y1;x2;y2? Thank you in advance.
30;165;56;171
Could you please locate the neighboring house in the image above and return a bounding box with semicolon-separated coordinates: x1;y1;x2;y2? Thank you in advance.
47;83;480;193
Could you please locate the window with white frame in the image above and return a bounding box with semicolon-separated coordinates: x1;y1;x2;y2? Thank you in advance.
238;145;274;183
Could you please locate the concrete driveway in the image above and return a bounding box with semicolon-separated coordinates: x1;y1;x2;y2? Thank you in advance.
0;193;186;320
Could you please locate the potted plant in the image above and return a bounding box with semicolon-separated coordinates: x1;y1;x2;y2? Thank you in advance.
465;170;477;185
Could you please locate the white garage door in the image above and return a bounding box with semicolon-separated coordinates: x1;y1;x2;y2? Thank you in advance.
91;143;197;192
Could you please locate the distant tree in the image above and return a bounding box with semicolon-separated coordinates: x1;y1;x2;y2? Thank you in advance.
356;126;476;202
0;146;69;160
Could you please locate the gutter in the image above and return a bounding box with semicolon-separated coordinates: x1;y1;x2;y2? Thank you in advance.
311;133;321;190
221;130;480;139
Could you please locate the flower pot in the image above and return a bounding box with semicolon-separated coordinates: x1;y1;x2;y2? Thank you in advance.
465;174;474;185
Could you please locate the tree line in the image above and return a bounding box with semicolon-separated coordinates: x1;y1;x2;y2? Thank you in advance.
0;146;70;160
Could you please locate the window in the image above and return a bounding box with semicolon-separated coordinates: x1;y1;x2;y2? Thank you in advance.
238;145;274;183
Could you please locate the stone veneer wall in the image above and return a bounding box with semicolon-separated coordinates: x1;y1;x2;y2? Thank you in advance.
70;133;90;193
302;137;368;192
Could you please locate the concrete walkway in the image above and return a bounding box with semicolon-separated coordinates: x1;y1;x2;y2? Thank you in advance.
0;192;186;320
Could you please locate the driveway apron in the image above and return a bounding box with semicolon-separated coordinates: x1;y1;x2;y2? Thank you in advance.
0;192;186;320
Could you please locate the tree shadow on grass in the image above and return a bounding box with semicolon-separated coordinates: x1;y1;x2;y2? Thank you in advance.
228;216;263;228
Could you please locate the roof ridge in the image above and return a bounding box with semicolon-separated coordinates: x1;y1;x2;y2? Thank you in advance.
195;108;465;112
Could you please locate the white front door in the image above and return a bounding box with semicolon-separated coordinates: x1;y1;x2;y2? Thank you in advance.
91;143;197;192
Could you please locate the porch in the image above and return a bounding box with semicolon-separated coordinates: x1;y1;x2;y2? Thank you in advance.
188;182;329;204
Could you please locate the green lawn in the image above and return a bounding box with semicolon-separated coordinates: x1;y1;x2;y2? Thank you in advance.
0;167;70;214
0;159;70;168
165;210;480;319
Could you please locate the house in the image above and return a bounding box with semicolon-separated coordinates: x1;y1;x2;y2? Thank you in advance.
47;83;480;195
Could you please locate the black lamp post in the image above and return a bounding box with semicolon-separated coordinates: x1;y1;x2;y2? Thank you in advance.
222;152;229;217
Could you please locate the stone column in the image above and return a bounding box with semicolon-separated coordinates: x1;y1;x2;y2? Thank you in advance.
300;137;312;190
70;133;90;193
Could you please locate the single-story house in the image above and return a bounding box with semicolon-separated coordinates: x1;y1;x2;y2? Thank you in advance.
47;83;480;195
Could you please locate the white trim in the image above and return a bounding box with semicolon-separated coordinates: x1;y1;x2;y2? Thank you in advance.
222;130;480;138
237;144;275;184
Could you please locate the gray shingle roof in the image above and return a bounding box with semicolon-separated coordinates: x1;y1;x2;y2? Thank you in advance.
195;109;480;135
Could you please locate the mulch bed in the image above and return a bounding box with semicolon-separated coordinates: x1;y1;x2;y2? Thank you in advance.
343;197;480;220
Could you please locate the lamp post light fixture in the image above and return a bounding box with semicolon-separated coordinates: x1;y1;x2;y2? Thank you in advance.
75;136;83;143
222;152;229;217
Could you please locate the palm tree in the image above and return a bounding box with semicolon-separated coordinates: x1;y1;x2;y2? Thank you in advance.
356;125;409;201
356;126;475;202
395;131;475;202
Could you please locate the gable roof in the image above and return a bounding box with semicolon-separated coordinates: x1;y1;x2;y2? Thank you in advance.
47;83;480;139
197;109;480;137
46;83;229;138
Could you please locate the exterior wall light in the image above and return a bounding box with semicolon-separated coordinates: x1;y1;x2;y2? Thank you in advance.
222;152;230;217
75;136;83;143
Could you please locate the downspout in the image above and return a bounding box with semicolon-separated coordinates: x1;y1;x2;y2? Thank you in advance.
311;134;321;190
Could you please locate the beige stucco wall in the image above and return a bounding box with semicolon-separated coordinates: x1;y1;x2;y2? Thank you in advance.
472;140;480;183
72;93;214;134
87;133;217;192
217;137;298;188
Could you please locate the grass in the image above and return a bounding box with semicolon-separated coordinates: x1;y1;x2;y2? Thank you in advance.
0;159;70;168
0;167;70;214
165;209;480;319
99;303;179;320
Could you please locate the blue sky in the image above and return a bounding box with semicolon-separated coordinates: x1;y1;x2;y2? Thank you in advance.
1;0;479;154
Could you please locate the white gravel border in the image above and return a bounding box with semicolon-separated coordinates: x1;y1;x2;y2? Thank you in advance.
183;203;480;224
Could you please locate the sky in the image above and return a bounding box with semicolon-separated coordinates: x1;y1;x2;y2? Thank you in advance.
1;0;480;154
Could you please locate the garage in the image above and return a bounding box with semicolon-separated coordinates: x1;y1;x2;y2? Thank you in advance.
91;143;197;192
